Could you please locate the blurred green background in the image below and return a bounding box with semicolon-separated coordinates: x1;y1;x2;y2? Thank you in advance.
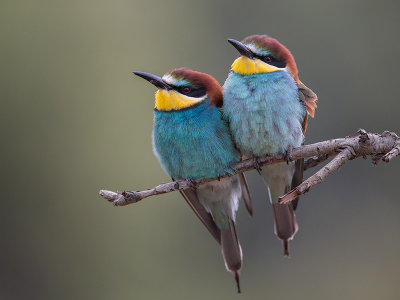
1;0;399;299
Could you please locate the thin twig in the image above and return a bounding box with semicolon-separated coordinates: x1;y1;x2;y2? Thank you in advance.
100;130;399;206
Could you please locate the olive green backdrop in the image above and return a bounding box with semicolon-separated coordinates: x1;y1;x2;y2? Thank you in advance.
1;0;399;299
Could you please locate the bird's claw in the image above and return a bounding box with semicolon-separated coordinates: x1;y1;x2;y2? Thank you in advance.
186;178;197;190
253;157;262;174
284;147;293;164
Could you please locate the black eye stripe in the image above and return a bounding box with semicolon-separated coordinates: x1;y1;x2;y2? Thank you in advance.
172;86;207;98
254;54;286;68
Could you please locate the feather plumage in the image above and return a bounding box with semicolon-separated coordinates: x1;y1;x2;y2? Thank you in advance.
148;68;246;292
223;34;318;255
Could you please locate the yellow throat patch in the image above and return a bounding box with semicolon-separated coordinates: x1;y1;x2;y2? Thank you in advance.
155;90;204;111
231;56;281;75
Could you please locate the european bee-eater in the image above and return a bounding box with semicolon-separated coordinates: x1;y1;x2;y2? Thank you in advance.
222;35;317;256
133;68;252;292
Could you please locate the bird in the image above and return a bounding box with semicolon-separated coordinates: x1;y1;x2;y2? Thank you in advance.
222;35;317;257
133;68;253;292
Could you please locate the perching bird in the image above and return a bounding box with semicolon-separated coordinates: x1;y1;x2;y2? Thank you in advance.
222;35;317;256
133;68;252;292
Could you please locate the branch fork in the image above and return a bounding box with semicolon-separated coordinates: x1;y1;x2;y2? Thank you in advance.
99;130;399;206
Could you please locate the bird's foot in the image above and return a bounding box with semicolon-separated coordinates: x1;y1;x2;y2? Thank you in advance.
186;178;197;190
253;157;262;174
284;147;293;164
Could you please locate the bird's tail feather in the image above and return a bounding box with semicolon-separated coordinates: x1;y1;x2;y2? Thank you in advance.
272;158;303;256
261;163;299;257
271;202;298;257
221;217;242;293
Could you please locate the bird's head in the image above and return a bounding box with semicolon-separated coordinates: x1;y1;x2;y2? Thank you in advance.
133;68;222;111
228;35;299;80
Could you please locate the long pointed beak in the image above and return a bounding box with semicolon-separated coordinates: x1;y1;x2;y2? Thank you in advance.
227;39;253;59
133;71;171;90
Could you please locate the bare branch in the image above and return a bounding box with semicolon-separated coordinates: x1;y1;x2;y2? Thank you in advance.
382;131;400;162
280;147;355;204
280;129;399;203
303;154;331;170
100;130;399;206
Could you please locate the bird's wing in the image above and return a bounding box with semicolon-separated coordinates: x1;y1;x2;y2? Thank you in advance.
296;81;318;134
290;158;304;210
179;189;221;244
293;81;317;209
237;173;253;216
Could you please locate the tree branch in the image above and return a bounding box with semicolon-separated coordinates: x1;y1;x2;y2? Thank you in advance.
99;130;399;206
303;154;331;171
279;129;399;203
280;147;355;204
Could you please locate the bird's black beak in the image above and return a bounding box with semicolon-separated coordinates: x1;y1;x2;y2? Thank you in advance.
133;71;171;90
227;39;253;59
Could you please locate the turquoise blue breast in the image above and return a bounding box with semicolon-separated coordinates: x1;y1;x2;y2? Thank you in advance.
222;71;306;156
153;99;239;180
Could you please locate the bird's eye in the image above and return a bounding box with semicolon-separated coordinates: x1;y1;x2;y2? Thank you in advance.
181;87;191;94
264;56;272;63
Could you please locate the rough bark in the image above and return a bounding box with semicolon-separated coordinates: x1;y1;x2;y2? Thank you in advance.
99;130;399;206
